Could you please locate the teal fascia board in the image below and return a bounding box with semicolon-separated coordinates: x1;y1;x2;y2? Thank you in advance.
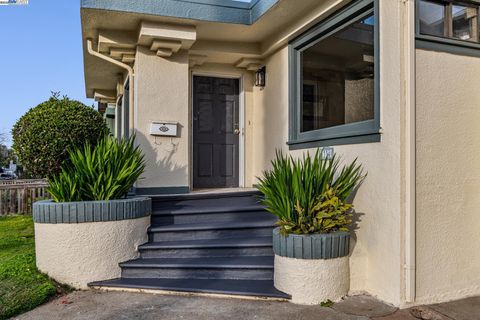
81;0;278;25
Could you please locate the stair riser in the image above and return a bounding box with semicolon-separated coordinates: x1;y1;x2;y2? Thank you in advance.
139;247;274;259
151;211;275;226
153;196;262;212
149;227;274;242
121;268;273;280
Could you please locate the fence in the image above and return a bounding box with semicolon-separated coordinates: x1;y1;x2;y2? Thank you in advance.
0;180;49;216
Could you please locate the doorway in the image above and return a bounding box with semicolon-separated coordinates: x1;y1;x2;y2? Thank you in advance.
192;76;240;189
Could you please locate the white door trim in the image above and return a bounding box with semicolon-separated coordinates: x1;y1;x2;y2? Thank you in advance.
190;71;246;189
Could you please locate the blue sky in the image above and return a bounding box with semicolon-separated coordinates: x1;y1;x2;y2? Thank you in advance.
0;1;93;147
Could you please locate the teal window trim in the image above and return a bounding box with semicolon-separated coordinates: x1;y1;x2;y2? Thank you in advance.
415;0;480;56
288;0;380;149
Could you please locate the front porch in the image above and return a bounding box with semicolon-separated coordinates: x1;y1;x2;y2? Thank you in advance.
89;189;288;299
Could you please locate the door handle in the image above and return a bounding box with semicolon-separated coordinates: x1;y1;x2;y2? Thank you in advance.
234;129;241;135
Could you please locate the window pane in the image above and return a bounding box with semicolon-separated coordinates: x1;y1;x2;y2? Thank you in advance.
452;5;478;42
301;14;374;133
419;0;446;38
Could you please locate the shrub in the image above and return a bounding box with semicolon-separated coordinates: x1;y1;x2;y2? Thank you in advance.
12;94;107;178
48;135;145;202
257;149;365;235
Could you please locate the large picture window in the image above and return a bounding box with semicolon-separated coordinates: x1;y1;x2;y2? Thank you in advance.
288;0;379;149
419;0;479;43
416;0;480;57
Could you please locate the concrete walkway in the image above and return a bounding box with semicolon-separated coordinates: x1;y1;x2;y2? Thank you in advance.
14;290;480;320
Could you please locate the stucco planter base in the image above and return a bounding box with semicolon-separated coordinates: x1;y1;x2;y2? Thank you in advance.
274;255;349;304
272;228;350;304
33;197;151;289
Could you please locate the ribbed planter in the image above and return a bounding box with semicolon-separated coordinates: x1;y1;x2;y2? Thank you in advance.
33;197;151;289
33;197;151;224
272;228;351;305
273;228;350;259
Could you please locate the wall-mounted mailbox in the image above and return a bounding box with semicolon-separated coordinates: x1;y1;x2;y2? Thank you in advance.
150;121;178;137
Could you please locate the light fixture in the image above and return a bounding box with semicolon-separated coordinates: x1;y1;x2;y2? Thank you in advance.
255;66;266;87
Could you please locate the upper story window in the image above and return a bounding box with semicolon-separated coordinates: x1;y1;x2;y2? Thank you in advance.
419;0;480;43
288;0;379;149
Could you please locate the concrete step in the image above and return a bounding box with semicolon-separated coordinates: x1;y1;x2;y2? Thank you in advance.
120;256;274;280
152;191;263;212
151;206;272;226
104;190;287;299
89;278;290;299
139;237;274;258
148;218;276;241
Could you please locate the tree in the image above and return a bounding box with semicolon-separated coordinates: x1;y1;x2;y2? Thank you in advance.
0;132;6;145
0;133;10;168
0;145;13;168
12;94;107;178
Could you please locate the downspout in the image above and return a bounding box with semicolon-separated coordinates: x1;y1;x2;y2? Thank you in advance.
86;39;135;139
403;0;416;304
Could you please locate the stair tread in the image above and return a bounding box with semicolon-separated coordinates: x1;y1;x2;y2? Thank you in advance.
89;278;290;299
139;237;272;250
151;190;262;201
149;218;276;232
120;256;274;269
152;204;266;215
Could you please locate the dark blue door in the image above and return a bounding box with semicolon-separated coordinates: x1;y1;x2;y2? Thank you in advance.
193;76;240;189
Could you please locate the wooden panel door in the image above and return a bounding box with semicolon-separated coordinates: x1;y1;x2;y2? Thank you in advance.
193;76;240;189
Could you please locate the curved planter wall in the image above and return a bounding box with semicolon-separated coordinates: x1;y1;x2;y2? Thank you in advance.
272;228;350;305
33;197;151;289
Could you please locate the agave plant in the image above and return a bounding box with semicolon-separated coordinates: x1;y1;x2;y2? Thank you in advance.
48;135;146;202
257;149;365;235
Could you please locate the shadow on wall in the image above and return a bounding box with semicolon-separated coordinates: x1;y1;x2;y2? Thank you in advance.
135;131;188;188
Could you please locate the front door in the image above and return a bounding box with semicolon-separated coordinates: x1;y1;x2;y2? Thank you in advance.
193;76;240;189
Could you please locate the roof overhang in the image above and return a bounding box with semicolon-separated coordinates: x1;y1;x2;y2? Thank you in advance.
81;0;348;98
81;0;278;25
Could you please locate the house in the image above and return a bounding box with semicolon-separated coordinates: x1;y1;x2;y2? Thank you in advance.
80;0;480;307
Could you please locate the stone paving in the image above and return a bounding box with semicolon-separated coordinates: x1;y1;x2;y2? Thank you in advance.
14;290;480;320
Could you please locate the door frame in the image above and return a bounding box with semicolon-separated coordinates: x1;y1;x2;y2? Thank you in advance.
190;71;245;189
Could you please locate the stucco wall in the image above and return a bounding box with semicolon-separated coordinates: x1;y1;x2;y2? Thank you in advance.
251;1;404;305
35;217;150;289
134;47;190;191
415;49;480;304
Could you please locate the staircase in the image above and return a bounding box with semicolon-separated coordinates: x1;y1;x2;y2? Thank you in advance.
89;190;289;299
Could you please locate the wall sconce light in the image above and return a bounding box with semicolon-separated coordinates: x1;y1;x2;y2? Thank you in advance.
255;66;266;87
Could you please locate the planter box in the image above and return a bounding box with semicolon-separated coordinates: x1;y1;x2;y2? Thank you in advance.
272;228;351;305
273;228;350;259
33;197;151;289
33;197;151;224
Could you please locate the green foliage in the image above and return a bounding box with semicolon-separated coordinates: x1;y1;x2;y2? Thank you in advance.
0;216;58;320
320;299;334;308
48;135;146;202
0;145;12;168
278;188;353;235
12;93;107;178
257;149;365;235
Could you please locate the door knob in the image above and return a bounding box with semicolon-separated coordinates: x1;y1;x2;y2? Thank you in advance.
234;129;240;135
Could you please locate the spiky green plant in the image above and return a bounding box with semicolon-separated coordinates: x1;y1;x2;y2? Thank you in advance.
48;135;145;202
257;149;365;235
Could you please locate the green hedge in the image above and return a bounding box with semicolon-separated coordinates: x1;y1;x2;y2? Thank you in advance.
12;95;107;178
